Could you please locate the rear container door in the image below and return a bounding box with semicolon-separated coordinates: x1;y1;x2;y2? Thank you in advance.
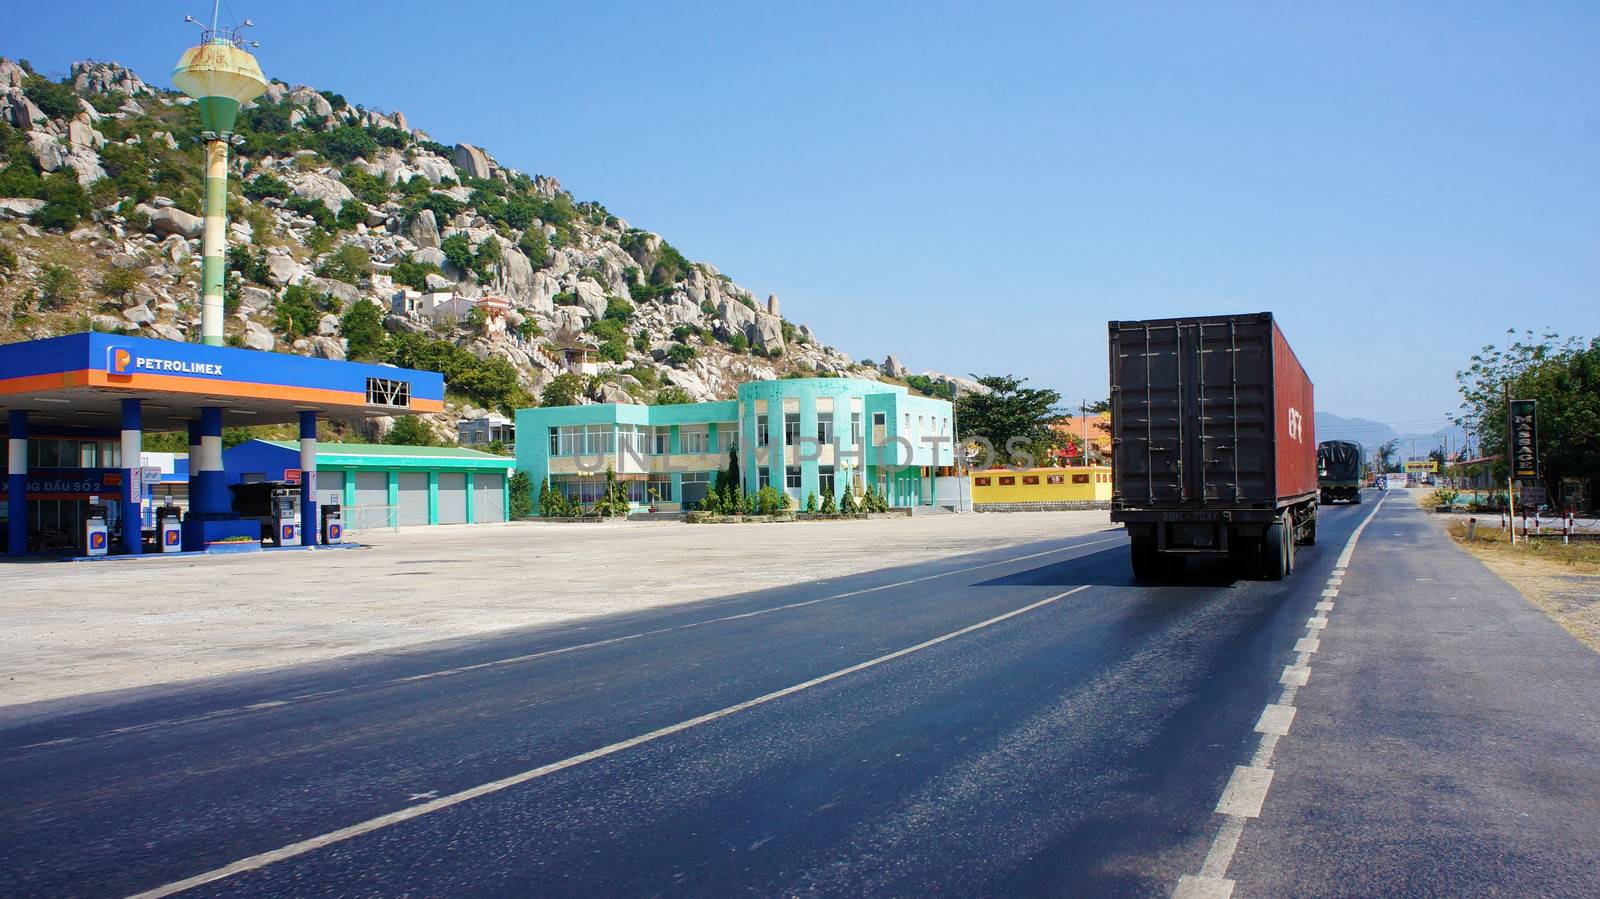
1112;315;1276;508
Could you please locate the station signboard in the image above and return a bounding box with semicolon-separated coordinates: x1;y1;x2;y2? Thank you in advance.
1509;399;1539;481
1403;461;1438;473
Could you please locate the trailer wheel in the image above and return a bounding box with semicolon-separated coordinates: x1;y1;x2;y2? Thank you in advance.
1302;514;1317;547
1353;490;1363;505
1262;516;1289;580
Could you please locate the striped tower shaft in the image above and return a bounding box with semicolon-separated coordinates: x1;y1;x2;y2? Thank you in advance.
299;411;318;546
194;407;228;515
7;409;27;556
200;139;230;347
121;399;143;555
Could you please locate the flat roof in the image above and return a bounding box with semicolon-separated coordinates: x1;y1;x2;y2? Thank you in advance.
239;440;515;472
0;332;445;431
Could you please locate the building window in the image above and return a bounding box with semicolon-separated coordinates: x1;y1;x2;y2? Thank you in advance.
1047;474;1065;485
366;377;411;408
1023;475;1040;485
584;424;613;456
616;425;648;458
817;411;834;444
680;428;708;455
757;419;770;448
872;412;887;446
759;465;771;487
652;427;671;456
784;412;801;447
819;465;835;496
851;412;863;446
646;477;672;502
974;476;992;486
999;476;1016;486
717;423;738;450
785;466;802;489
680;471;712;507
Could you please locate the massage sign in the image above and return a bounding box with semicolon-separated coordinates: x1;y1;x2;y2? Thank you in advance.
1509;399;1539;482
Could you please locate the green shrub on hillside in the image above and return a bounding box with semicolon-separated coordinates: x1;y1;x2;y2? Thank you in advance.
275;283;335;339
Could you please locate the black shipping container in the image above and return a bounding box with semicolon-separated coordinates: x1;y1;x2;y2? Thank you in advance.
1108;312;1319;581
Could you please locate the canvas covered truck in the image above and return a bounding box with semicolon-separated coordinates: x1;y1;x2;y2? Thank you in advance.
1108;312;1319;581
1317;440;1364;504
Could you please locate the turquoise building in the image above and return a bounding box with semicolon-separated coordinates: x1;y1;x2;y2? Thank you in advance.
515;378;957;512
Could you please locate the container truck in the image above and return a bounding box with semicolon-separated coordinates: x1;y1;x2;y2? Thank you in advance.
1108;312;1318;581
1317;440;1364;504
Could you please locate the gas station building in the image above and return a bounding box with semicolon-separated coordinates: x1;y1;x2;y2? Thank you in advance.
1;331;444;557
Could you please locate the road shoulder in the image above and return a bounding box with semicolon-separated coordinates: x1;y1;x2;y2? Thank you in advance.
1226;495;1600;897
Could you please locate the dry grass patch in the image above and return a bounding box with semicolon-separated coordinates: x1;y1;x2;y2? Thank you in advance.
1448;520;1600;652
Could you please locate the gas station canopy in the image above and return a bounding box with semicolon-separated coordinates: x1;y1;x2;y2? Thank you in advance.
0;332;444;430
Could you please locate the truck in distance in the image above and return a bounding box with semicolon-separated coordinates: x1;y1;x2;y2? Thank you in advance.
1108;312;1319;581
1317;440;1364;504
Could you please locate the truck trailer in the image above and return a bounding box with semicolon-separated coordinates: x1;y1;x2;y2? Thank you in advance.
1108;312;1318;580
1317;440;1364;504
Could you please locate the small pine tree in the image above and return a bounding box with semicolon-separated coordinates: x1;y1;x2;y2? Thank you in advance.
538;478;554;517
841;486;859;515
757;485;780;515
805;491;818;513
781;491;795;514
820;489;837;514
733;486;747;516
744;488;759;516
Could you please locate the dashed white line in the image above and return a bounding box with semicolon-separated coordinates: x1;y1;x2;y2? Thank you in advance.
1280;665;1311;687
127;585;1093;899
1172;495;1388;899
1254;704;1296;736
1216;766;1275;817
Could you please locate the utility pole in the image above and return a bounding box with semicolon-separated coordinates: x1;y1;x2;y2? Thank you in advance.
1081;398;1089;467
1505;381;1517;545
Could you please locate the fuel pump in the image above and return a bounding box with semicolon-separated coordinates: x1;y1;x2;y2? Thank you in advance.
155;505;184;553
321;503;343;545
270;488;301;547
83;503;109;557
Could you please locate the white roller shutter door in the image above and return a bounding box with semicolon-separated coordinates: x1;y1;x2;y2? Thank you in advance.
473;473;505;523
437;472;468;524
397;472;429;526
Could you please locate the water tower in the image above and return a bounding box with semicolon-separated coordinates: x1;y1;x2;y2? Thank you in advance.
171;3;268;346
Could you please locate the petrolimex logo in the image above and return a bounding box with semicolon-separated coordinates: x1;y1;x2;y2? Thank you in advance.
106;346;223;378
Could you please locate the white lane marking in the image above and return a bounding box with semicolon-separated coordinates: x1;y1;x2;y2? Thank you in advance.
1174;873;1236;899
127;586;1093;898
1320;588;1339;598
1250;732;1281;768
1171;494;1388;899
1216;766;1275;817
1306;617;1328;629
18;538;1120;753
1314;601;1333;612
1254;704;1296;736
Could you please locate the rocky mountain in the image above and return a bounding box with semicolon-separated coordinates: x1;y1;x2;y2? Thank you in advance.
0;57;975;439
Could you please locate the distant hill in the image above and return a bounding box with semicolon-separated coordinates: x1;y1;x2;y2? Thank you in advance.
1315;412;1467;457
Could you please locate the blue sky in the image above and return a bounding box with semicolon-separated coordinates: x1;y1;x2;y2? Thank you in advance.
8;2;1598;427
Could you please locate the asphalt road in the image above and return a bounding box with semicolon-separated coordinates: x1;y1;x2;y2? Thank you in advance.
1;496;1594;897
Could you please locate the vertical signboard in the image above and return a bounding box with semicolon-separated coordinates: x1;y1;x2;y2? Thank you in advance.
1509;399;1539;482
